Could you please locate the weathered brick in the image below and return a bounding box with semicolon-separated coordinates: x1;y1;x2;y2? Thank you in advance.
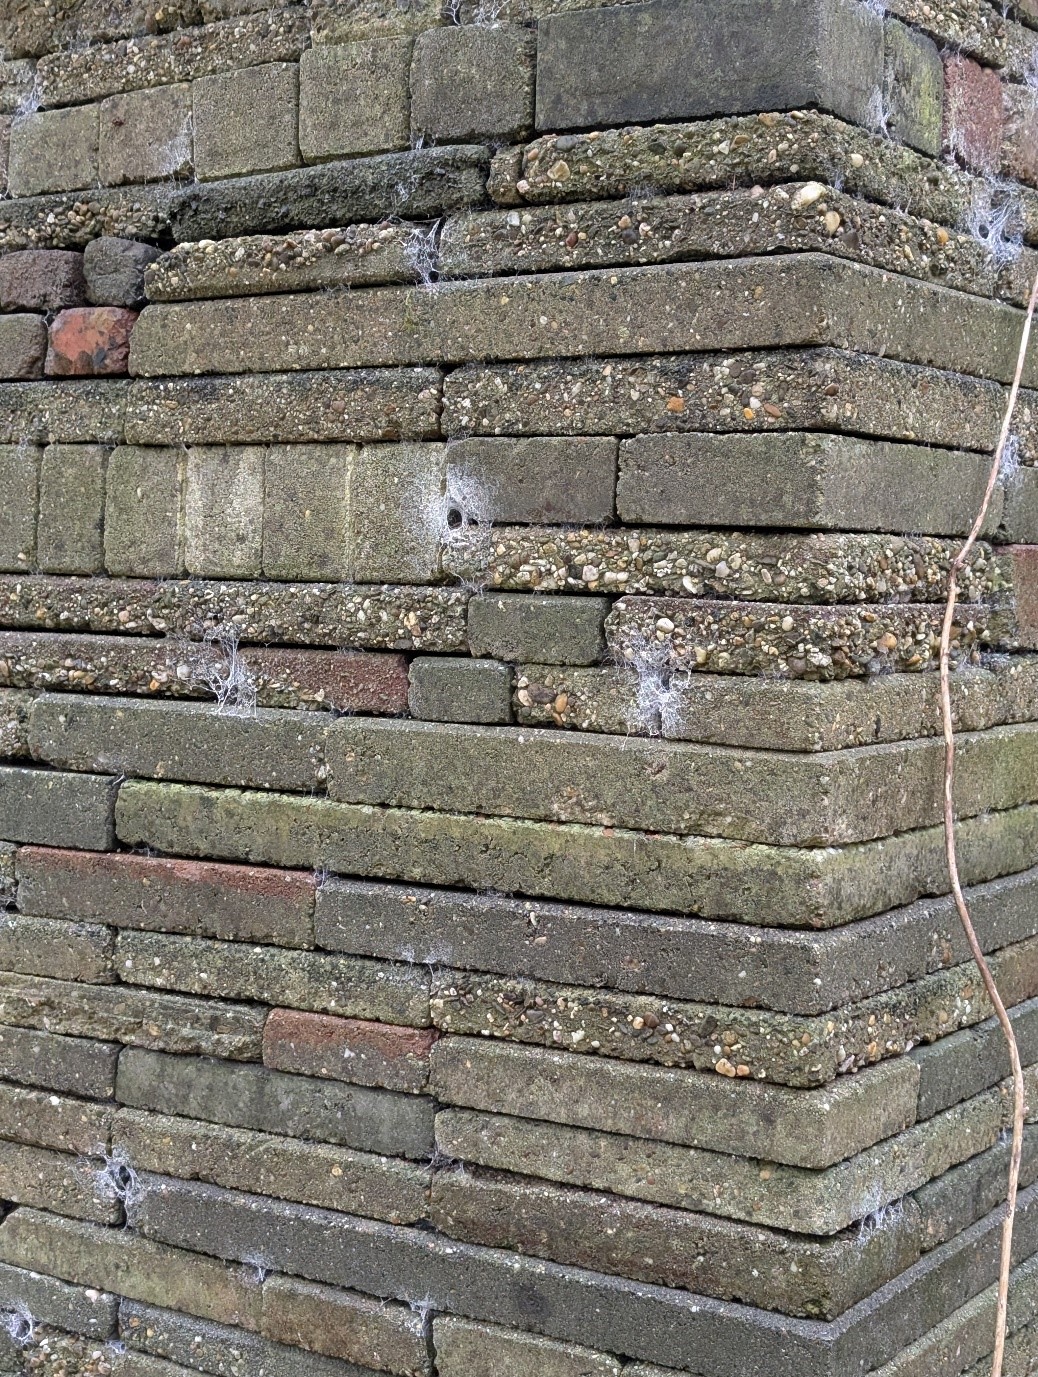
943;53;1002;171
85;237;162;310
411;26;535;143
103;445;184;576
441;437;616;524
0;692;30;761
263;1008;436;1093
0;1139;120;1223
117;1047;435;1158
311;0;442;43
432;1317;620;1377
184;445;264;578
193;63;299;180
0;767;116;849
126;368;443;446
0;316;47;381
299;41;413;161
261;1275;428;1374
0;1210;263;1331
0;1023;119;1100
534;0;883;132
113;1107;430;1225
0;971;265;1060
0;912;114;984
114;928;429;1025
0;1261;117;1339
0;379;127;445
430;1037;919;1170
99;84;193;185
408;657;514;725
36;444;108;575
16;847;316;947
46;306;138;378
0;250;85;313
351;441;446;582
0;1082;113;1156
114;779;1038;927
468;594;607;666
0;442;39;570
262;443;354;580
882;18;943;155
7;106;99;197
120;1300;387;1377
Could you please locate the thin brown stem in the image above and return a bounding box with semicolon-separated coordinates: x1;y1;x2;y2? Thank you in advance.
939;267;1038;1377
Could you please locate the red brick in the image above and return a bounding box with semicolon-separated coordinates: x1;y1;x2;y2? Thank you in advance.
16;848;316;947
0;250;85;313
45;306;137;377
1003;84;1038;187
1005;545;1038;649
263;1008;437;1093
243;648;410;713
943;55;1003;173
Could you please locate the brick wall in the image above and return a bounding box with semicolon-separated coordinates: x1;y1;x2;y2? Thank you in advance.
2;1;1038;1375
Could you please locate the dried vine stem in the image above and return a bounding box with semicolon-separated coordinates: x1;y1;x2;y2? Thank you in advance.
939;266;1038;1377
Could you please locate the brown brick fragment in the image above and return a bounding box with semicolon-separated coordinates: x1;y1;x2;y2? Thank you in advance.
1006;546;1038;649
0;250;86;313
263;1007;437;1093
16;847;317;948
46;307;138;377
1003;84;1038;187
943;54;1002;172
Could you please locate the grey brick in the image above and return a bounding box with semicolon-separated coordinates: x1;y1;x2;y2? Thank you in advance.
468;594;607;665
262;443;354;581
36;444;108;575
260;1276;429;1373
0;442;39;570
408;658;514;724
103;445;185;577
442;437;616;524
299;41;413;162
184;445;265;578
99;85;192;186
0;767;116;849
351;441;446;582
116;1048;434;1159
0;912;114;984
0;316;47;382
0;1022;119;1100
84;237;162;309
411;26;535;143
0;1082;113;1156
535;0;883;133
0;1138;120;1223
7;106;99;197
0;1262;117;1339
193;63;300;180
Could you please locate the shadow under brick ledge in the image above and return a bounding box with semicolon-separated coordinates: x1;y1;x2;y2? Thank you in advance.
3;0;1038;1375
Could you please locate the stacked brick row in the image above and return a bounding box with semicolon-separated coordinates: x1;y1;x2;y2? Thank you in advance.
3;0;1038;1374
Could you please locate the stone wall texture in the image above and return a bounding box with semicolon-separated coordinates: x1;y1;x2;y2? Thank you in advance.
1;0;1038;1374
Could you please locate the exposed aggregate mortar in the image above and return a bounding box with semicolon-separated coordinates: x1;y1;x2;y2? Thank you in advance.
449;527;1004;604
0;189;174;254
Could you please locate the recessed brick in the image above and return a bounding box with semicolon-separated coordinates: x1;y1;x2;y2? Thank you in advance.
0;251;86;314
46;306;138;377
943;54;1002;172
263;1007;437;1092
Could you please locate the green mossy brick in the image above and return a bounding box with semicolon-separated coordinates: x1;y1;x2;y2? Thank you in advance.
0;971;265;1060
28;694;328;794
433;1317;621;1377
0;766;116;849
262;442;355;581
912;998;1038;1120
0;1261;118;1339
113;1108;430;1226
0;1082;113;1156
0;1209;263;1332
534;0;882;132
299;40;413;162
260;1276;430;1373
184;446;265;578
0;442;39;571
883;18;944;156
116;1047;435;1159
914;1125;1038;1254
36;444;108;575
408;657;514;724
0;1138;121;1224
468;594;607;665
193;63;299;180
103;445;185;578
113;929;430;1025
7;106;99;197
430;1037;919;1170
411;26;535;144
99;84;192;186
0;912;114;984
0;1023;119;1100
